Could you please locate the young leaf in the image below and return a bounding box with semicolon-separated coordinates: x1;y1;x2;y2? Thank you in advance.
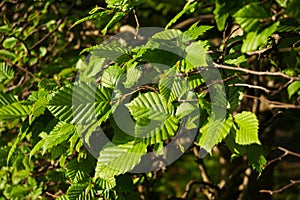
102;65;124;88
165;1;198;29
287;81;300;99
241;22;279;53
234;111;260;145
0;102;32;120
3;37;17;49
0;62;14;82
234;3;269;32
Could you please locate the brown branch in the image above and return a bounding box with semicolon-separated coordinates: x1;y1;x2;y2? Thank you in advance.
243;94;300;109
228;83;273;93
193;147;211;183
278;147;300;158
181;180;220;199
212;63;300;81
45;191;60;198
260;180;300;195
1;56;40;82
172;14;214;29
265;146;300;168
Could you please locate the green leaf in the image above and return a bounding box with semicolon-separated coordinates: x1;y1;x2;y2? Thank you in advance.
70;10;110;29
123;63;142;88
95;140;147;179
67;182;96;200
102;12;126;35
3;37;17;49
234;111;260;145
126;92;179;144
47;82;112;125
287;81;300;99
102;65;124;88
241;22;279;53
3;185;31;199
84;43;129;59
0;49;16;60
0;92;17;106
31;122;75;156
67;156;96;184
199;116;233;154
276;0;288;7
214;0;229;31
213;0;239;31
247;144;266;174
185;41;209;68
234;3;269;32
31;98;47;117
0;62;14;82
165;1;198;29
184;23;213;40
159;68;189;104
0;25;10;33
0;102;32;120
286;0;300;23
39;46;47;57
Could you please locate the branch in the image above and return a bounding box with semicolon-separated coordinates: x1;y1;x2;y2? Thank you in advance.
243;94;300;109
180;180;220;199
172;14;214;29
193;147;211;183
212;63;300;81
228;83;273;93
260;180;300;195
265;146;300;168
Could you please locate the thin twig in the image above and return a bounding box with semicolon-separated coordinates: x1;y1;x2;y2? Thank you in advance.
30;1;74;50
173;14;214;29
260;180;300;195
181;180;220;199
228;83;272;93
265;146;300;168
243;94;300;109
1;56;40;82
213;63;300;81
45;191;60;198
278;147;300;158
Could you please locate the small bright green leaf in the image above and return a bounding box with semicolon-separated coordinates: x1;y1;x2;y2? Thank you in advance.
276;0;288;7
0;25;10;33
234;111;260;145
3;37;17;49
287;81;300;99
184;23;213;39
39;46;47;57
165;1;198;29
0;49;16;60
102;12;126;35
213;0;237;31
70;11;110;29
185;41;209;68
32;98;47;117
